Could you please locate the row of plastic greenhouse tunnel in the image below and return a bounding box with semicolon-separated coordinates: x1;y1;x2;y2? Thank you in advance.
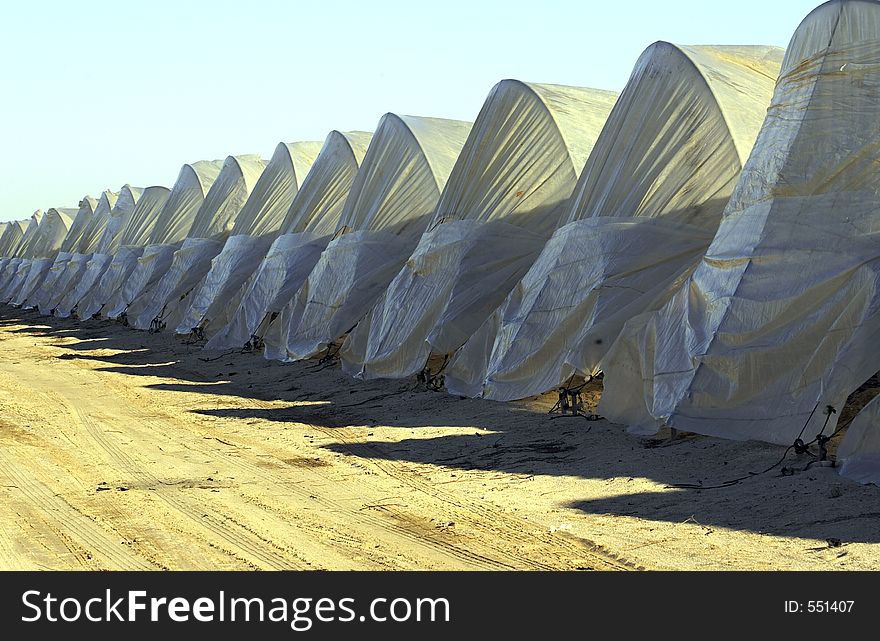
3;0;880;485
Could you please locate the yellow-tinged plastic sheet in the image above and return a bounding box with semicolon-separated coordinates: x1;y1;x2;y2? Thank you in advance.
126;155;269;330
37;191;121;315
342;81;618;380
174;140;327;336
55;186;145;318
271;114;473;362
9;208;76;307
77;187;170;320
101;160;225;319
443;43;783;400
598;1;880;458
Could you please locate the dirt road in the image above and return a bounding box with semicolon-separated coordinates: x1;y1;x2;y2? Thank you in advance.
1;307;879;570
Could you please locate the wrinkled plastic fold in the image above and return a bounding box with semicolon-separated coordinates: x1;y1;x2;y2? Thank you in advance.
276;115;472;361
344;82;618;380
599;0;880;450
445;43;783;400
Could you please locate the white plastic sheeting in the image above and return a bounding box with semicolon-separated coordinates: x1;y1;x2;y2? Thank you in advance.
94;185;143;255
125;155;268;330
1;260;30;303
1;219;27;254
270;114;473;361
12;208;76;307
40;191;119;315
174;140;324;337
0;220;28;283
9;210;44;259
599;0;880;448
1;212;44;298
838;393;880;485
13;258;56;307
205;131;373;351
102;160;224;319
445;44;784;399
342;82;619;380
58;196;100;254
76;186;170;320
56;186;144;318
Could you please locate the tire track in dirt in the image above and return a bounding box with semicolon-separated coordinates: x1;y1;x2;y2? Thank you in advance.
62;396;307;570
0;447;153;569
116;404;516;569
77;378;490;568
238;397;638;570
85;368;521;569
135;387;634;570
2;339;307;570
6;318;635;570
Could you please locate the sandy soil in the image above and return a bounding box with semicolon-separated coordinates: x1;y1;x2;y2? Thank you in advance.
1;306;879;570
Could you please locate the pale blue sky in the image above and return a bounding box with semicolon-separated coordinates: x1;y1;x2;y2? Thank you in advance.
0;0;822;221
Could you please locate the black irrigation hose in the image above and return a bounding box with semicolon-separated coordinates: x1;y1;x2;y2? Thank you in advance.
339;389;410;408
198;349;238;363
666;401;840;490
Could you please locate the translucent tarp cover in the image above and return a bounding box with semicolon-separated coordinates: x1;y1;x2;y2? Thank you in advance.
173;140;325;335
0;219;27;259
270;114;473;361
126;236;224;330
0;258;11;285
58;197;99;254
599;0;880;448
94;185;143;255
342;81;619;379
102;243;178;319
116;186;173;248
28;252;73;312
10;211;44;259
54;186;145;318
203;234;335;350
1;259;29;302
42;252;95;314
37;192;119;314
124;155;270;329
14;257;57;307
21;208;75;259
198;131;373;347
78;191;118;254
231;141;325;238
444;43;783;399
75;186;170;319
147;160;225;246
100;160;225;318
78;246;145;320
56;252;112;318
186;155;267;240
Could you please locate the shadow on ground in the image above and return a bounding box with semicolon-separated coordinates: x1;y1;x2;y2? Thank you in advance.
3;304;879;544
